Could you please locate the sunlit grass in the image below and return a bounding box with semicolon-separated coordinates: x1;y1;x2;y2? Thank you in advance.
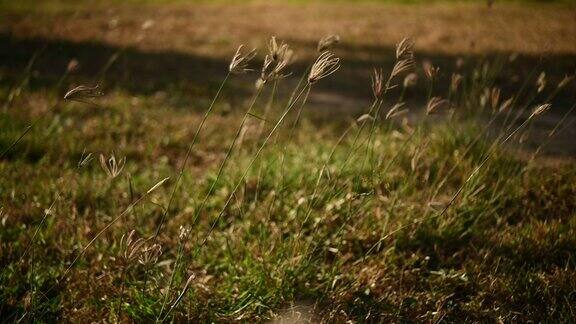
1;12;575;322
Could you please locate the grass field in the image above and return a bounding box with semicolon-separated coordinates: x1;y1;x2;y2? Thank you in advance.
1;0;576;322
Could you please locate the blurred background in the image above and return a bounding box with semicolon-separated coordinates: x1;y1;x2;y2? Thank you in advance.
1;0;575;153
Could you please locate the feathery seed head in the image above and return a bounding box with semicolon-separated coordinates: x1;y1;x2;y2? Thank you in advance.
119;230;163;267
558;75;574;89
229;45;257;74
64;85;103;103
450;73;462;92
308;51;340;84
139;243;162;266
396;37;414;60
77;149;93;169
99;153;125;179
530;103;551;119
426;97;449;115
120;230;146;264
268;36;293;64
499;97;514;112
356;114;374;123
66;59;80;73
260;37;294;82
536;72;546;93
268;36;289;61
423;61;439;80
390;58;415;80
269;36;280;60
386;102;408;119
480;87;501;111
371;68;385;99
490;87;501;110
255;77;266;90
317;35;340;52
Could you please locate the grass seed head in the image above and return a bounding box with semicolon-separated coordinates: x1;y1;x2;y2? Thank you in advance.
390;58;415;81
499;97;514;112
147;177;170;194
99;153;126;179
120;230;146;264
371;68;385;99
229;45;257;74
450;73;462;92
426;97;449;115
255;77;266;90
386;102;408;119
487;87;501;110
261;37;294;82
530;103;551;118
536;72;546;93
77;150;93;169
423;60;439;80
396;37;414;60
139;243;162;266
308;51;340;84
317;35;340;52
557;75;574;89
64;84;103;103
268;36;290;62
66;59;80;73
356;114;374;123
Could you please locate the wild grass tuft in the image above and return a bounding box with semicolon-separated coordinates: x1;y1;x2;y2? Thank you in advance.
1;32;575;323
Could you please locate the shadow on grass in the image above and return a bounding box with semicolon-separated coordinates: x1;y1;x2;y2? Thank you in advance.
1;32;575;156
2;33;576;105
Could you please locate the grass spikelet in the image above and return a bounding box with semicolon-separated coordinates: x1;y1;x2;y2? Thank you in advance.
147;177;170;194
